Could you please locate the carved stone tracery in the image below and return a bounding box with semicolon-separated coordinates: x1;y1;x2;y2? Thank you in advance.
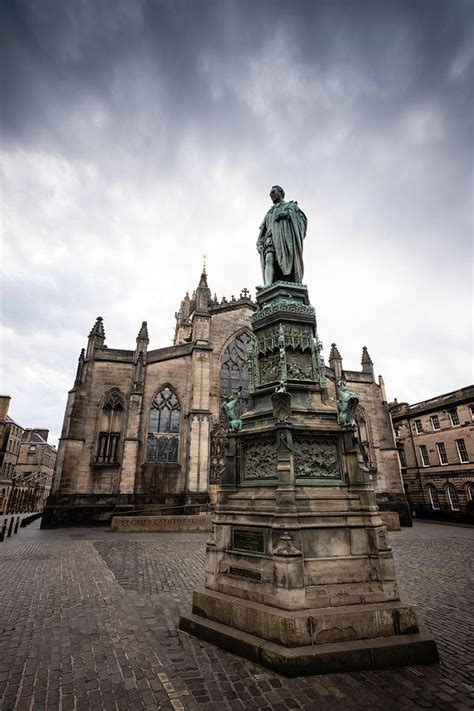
220;332;251;420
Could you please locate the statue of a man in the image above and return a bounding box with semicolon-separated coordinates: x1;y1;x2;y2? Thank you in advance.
257;185;307;287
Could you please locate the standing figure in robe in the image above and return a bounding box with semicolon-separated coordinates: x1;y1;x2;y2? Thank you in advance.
257;185;307;287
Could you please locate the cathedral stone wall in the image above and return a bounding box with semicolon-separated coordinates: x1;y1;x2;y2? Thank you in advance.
43;273;410;527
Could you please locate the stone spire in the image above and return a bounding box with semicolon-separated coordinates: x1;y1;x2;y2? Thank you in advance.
86;317;105;359
329;343;343;381
195;266;211;312
361;346;374;377
378;374;387;403
192;266;211;344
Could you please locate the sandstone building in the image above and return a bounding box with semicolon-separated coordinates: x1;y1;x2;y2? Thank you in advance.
43;270;410;526
0;396;56;514
390;386;474;521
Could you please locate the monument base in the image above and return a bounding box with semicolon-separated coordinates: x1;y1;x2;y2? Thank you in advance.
179;588;438;676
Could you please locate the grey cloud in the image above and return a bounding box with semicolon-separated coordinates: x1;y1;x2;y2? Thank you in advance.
1;0;472;443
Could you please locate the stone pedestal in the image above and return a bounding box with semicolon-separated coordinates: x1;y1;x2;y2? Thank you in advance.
179;283;438;675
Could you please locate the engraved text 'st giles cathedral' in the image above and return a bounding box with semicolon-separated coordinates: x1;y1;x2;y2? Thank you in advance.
180;188;438;675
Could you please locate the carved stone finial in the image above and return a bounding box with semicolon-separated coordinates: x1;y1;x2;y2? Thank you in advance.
137;321;149;342
361;346;373;366
89;316;105;339
329;343;341;361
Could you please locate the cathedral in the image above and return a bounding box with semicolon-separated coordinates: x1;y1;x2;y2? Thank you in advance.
42;268;410;527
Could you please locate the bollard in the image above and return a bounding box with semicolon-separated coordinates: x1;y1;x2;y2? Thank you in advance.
14;516;20;534
7;516;14;537
0;520;6;542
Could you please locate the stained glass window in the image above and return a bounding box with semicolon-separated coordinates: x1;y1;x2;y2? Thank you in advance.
147;387;180;463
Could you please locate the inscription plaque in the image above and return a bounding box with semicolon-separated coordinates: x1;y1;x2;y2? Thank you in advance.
228;567;262;581
232;527;265;553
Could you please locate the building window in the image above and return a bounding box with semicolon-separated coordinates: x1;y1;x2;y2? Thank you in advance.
446;484;460;512
430;415;440;431
398;444;406;468
419;445;430;467
448;408;460;426
220;331;252;420
470;405;474;420
467;482;474;501
436;442;448;465
455;439;469;463
147;386;180;463
414;419;423;434
428;485;440;510
95;390;125;464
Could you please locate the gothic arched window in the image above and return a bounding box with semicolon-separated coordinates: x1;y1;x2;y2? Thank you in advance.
96;390;125;464
220;331;251;421
147;386;180;463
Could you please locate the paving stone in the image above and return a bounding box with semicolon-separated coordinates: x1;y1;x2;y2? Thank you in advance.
0;521;473;709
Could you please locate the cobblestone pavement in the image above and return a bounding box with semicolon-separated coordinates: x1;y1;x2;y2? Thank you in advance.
0;521;472;710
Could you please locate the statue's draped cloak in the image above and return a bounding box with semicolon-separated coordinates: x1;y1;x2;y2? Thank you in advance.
260;200;307;282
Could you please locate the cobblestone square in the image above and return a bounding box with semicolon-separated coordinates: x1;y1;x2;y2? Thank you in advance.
0;521;472;710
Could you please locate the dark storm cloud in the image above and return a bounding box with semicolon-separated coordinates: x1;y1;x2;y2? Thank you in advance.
1;0;472;442
2;1;472;157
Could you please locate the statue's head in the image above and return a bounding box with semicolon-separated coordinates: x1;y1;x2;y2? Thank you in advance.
270;185;285;203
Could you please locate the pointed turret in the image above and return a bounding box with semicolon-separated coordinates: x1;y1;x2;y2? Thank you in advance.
192;265;211;343
378;374;387;403
329;343;343;381
361;346;374;377
74;348;85;387
195;267;211;312
174;293;193;345
135;321;149;362
86;317;105;359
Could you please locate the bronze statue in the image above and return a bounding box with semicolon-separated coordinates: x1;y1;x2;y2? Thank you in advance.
257;185;307;287
336;380;359;427
222;387;243;431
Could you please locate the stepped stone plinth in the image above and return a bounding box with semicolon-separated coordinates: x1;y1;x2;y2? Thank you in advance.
180;189;437;675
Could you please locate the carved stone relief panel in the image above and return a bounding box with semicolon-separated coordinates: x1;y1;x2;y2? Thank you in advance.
259;354;280;385
294;436;342;480
241;437;278;481
286;351;313;381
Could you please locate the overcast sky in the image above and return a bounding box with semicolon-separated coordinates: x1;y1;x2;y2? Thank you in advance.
1;0;472;447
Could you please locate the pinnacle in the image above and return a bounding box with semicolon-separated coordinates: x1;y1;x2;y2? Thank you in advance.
361;346;373;365
89;316;105;339
329;343;341;361
137;321;149;341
